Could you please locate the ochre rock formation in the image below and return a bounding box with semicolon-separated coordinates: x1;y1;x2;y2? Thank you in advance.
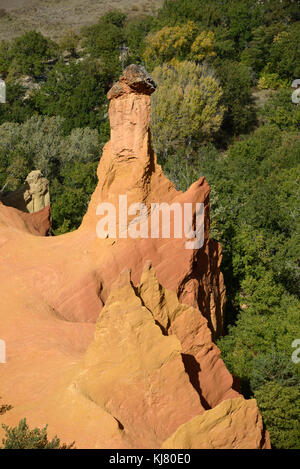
138;262;238;409
0;201;50;236
79;64;225;337
1;170;50;214
0;65;270;449
162;398;270;449
75;268;203;448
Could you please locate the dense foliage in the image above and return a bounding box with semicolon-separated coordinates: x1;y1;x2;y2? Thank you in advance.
0;400;12;416
0;0;299;448
32;59;110;135
0;419;74;449
151;60;225;158
0;31;58;79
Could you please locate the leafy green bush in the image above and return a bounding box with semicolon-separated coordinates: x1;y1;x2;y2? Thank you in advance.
254;383;300;449
31;59;109;134
226;0;262;50
215;59;256;135
81;10;126;80
250;350;299;391
260;88;300;131
241;24;284;75
151;60;225;159
7;31;58;79
257;72;289;90
0;419;74;449
265;23;300;80
0;81;33;126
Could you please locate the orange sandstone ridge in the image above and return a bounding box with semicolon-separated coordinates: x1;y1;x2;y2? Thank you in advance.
0;65;270;449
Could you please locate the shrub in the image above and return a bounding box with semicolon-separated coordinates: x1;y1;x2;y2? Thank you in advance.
265;24;300;80
151;60;225;159
254;382;300;449
215;60;256;135
250;350;300;391
143;21;199;70
260;88;300;130
0;419;74;449
0;399;12;416
257;72;289;90
9;31;58;78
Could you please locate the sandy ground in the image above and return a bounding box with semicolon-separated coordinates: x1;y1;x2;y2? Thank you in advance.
0;0;163;41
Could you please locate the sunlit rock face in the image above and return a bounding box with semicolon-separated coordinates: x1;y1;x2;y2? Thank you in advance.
0;65;270;449
80;64;225;338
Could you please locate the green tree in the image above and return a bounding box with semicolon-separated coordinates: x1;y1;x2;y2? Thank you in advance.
0;115;101;233
8;31;58;78
254;383;300;449
190;31;216;62
213;26;236;60
265;23;300;80
0;115;65;183
0;81;33;125
151;60;225;159
58;30;80;58
250;351;299;391
81;10;126;80
51;160;98;234
215;60;256;135
143;21;198;70
32;59;109;134
125;16;154;65
226;0;262;50
260;88;300;131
